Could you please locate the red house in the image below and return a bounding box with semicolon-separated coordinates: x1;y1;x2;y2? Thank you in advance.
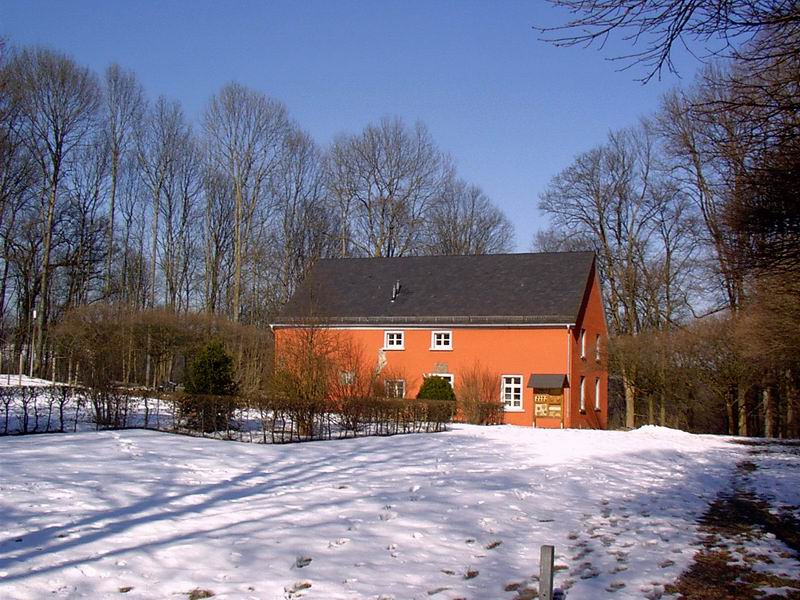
272;251;608;429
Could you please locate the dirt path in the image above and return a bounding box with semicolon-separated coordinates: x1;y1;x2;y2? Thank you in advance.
666;441;800;600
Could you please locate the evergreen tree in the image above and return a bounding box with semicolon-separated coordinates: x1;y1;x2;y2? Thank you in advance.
181;340;237;433
184;340;237;395
416;376;456;401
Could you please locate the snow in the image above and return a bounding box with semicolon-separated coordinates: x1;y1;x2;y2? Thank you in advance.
740;441;800;522
0;424;765;599
0;374;63;387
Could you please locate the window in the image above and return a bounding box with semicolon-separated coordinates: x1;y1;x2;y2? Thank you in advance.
431;330;452;350
385;379;406;399
340;371;355;385
501;375;523;411
595;334;601;362
384;330;404;350
426;373;454;387
579;376;586;412
580;329;587;359
595;377;601;411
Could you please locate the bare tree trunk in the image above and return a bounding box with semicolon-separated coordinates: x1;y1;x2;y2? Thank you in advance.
34;184;57;376
623;374;636;429
784;368;797;439
104;149;118;296
738;385;748;437
763;385;774;439
725;390;736;435
232;185;243;322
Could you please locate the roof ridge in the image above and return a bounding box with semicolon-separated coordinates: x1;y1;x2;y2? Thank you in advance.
315;250;595;263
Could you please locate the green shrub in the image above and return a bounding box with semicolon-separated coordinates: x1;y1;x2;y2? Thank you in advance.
184;340;237;395
181;340;237;432
416;376;456;401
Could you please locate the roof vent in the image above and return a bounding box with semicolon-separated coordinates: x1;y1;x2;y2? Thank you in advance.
390;280;401;302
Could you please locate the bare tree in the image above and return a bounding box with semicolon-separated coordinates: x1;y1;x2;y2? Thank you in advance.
328;117;449;258
0;44;36;345
268;127;332;308
10;47;100;374
538;125;665;427
540;0;800;82
59;134;108;312
137;96;192;310
202;82;289;322
102;63;144;297
116;156;149;309
159;131;201;312
657;68;753;312
201;166;235;315
424;178;514;255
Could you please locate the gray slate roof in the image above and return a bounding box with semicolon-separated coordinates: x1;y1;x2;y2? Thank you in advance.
274;251;595;326
527;374;570;389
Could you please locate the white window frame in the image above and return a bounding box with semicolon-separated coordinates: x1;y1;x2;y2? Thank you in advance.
579;375;586;412
501;374;524;412
580;329;587;359
595;334;601;362
595;377;601;411
430;330;453;350
425;373;454;388
385;379;406;399
384;330;405;350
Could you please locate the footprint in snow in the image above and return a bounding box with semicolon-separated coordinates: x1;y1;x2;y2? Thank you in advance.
284;580;312;597
606;581;626;592
575;563;600;579
464;568;479;579
293;556;312;569
426;586;452;596
327;538;349;549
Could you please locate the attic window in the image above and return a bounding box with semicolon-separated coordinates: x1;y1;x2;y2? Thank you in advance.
384;330;404;350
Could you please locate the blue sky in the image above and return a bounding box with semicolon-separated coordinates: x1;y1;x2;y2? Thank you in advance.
1;1;703;249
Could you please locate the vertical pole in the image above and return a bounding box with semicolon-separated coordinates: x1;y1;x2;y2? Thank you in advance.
29;309;36;378
539;544;554;600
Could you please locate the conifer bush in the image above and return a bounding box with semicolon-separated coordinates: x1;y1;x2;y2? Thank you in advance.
180;340;238;432
416;376;456;401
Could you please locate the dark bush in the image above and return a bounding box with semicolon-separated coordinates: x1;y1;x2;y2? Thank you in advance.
180;341;238;433
184;340;237;395
469;401;505;425
416;376;456;401
177;393;240;434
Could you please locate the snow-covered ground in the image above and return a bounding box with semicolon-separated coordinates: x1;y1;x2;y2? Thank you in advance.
0;374;62;387
0;425;795;599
